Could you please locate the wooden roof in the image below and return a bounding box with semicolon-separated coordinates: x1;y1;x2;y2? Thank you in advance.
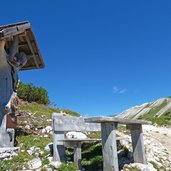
0;21;45;70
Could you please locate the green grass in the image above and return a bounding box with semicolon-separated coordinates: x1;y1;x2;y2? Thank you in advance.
118;125;130;134
141;100;167;119
19;102;60;119
57;162;78;171
17;134;51;150
0;134;52;170
138;99;171;126
19;101;80;119
86;131;101;139
61;109;80;117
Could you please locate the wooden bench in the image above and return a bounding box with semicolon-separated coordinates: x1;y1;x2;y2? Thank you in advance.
52;113;101;169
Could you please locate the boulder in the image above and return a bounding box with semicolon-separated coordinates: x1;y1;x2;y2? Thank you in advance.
28;157;42;169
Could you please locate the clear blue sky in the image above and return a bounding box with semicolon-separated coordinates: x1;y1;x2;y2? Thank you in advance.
1;1;171;116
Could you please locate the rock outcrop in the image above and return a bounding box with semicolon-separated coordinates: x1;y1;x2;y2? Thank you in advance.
117;97;171;120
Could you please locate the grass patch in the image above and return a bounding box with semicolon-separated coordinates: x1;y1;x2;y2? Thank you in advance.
19;102;60;119
17;134;51;150
58;162;78;171
87;131;101;139
0;134;52;170
118;125;130;134
138;99;171;126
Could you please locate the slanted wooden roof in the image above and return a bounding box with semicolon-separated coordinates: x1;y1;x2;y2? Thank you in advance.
0;21;45;70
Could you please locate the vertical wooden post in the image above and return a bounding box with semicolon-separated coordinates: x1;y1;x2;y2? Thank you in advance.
74;142;81;170
53;131;66;162
101;122;119;171
0;40;13;147
130;124;146;164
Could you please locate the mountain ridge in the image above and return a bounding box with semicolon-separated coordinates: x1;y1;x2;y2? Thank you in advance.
117;97;171;125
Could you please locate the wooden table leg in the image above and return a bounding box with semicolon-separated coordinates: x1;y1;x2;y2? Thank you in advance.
130;124;146;164
101;123;119;171
74;142;81;170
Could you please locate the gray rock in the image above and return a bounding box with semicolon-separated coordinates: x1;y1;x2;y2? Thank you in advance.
44;143;53;152
50;160;61;169
28;157;42;169
45;126;52;133
25;125;31;130
123;163;157;171
27;146;41;155
0;147;19;159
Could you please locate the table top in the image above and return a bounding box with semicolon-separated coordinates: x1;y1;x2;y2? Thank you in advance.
85;116;151;125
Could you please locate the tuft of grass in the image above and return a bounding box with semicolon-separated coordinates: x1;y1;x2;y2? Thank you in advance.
61;109;80;117
87;131;101;139
81;155;103;170
58;162;78;171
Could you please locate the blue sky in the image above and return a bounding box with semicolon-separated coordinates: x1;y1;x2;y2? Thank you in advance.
1;1;171;116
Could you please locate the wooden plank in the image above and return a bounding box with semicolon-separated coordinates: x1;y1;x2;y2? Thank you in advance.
58;138;101;142
1;27;18;37
25;31;39;68
85;116;151;125
74;142;82;170
129;124;147;164
19;42;34;47
53;113;100;132
0;29;26;40
58;137;125;142
101;123;119;171
53;131;66;162
17;23;30;31
0;21;28;30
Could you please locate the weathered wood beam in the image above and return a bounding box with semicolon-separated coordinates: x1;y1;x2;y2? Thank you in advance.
19;41;34;47
129;124;147;164
101;122;119;171
85;116;151;125
0;23;30;40
53;130;66;162
25;31;39;68
74;142;81;170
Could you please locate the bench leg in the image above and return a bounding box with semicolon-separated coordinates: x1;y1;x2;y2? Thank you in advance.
101;123;119;171
74;142;81;170
53;131;66;162
130;124;146;164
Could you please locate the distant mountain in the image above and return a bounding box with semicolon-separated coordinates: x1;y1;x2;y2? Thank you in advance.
117;97;171;125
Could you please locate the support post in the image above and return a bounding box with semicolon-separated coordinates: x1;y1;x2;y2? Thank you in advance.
129;124;146;164
74;142;81;170
101;122;119;171
53;131;66;162
0;40;14;147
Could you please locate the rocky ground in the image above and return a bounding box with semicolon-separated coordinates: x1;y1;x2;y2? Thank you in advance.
118;125;171;171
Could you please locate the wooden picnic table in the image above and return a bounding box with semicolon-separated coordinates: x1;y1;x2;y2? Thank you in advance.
85;116;151;171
